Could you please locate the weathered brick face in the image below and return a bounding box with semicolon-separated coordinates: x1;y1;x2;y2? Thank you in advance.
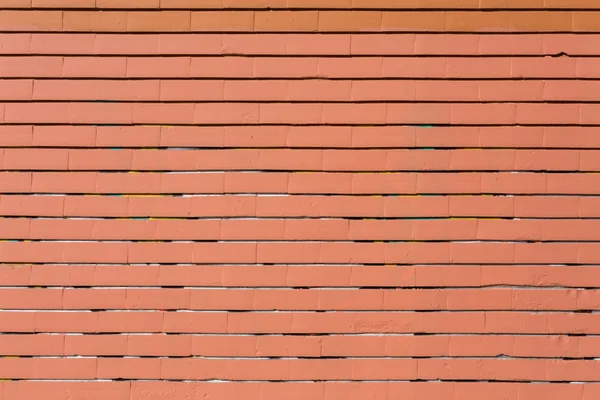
0;1;600;399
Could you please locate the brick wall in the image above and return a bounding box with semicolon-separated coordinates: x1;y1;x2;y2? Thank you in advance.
0;1;600;399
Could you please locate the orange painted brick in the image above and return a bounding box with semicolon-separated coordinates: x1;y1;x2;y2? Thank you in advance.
126;57;190;77
328;103;388;124
63;11;127;31
3;381;69;400
447;58;509;80
254;57;319;77
191;11;254;31
259;103;323;124
387;103;451;124
287;33;350;55
70;102;133;124
98;311;164;333
446;10;511;31
511;11;573;31
0;358;97;379
97;357;161;379
0;34;34;54
0;79;32;100
319;11;382;31
0;334;63;356
289;80;352;101
383;11;446;31
224;80;287;101
32;0;96;5
2;148;69;170
97;0;159;6
196;103;259;124
160;0;221;6
0;171;32;193
133;103;194;124
129;334;192;356
513;57;576;79
0;0;33;6
416;34;479;54
5;103;69;124
0;10;62;31
65;334;128;356
127;11;191;31
32;80;160;101
255;11;318;31
449;149;515;171
62;56;127;77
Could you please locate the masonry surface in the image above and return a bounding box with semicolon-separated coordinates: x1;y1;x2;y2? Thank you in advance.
0;1;599;399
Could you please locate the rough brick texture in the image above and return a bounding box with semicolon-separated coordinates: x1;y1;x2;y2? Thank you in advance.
0;1;599;399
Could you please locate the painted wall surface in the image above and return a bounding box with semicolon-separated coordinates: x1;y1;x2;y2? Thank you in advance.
0;1;599;399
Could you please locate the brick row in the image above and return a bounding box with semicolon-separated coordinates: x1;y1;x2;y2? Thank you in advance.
1;265;599;288
2;310;599;334
0;11;594;34
0;125;599;149
4;381;600;400
3;241;600;264
1;357;600;381
0;381;597;400
1;194;595;218
6;218;600;242
7;79;600;102
3;171;600;195
2;148;599;171
0;288;595;311
2;10;600;32
4;57;600;79
1;333;597;358
2;34;599;56
7;0;600;9
3;102;600;125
